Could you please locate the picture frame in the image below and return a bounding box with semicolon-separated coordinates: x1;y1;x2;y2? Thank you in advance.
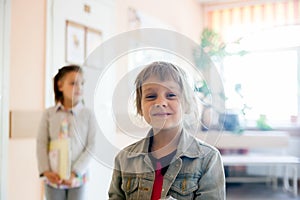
65;20;102;64
65;20;85;64
85;27;102;58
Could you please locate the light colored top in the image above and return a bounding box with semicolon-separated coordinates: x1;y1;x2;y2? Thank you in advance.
36;102;97;188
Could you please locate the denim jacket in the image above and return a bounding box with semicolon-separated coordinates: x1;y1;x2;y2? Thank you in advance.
108;129;225;200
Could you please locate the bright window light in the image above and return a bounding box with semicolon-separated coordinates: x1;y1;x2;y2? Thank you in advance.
223;51;298;124
222;26;300;126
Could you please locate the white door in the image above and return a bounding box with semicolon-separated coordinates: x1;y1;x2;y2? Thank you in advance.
45;0;116;107
45;0;116;199
0;0;11;199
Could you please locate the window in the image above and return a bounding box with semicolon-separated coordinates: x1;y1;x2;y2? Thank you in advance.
222;26;300;127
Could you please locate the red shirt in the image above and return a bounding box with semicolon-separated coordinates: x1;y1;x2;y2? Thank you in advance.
151;162;164;200
149;136;176;200
150;150;177;200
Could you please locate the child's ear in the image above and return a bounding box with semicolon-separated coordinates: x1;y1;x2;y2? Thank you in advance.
57;80;63;91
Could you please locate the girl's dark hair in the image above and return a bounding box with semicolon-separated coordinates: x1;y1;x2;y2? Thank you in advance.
53;65;83;103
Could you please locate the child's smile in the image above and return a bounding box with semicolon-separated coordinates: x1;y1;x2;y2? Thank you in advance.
152;112;172;117
141;77;183;132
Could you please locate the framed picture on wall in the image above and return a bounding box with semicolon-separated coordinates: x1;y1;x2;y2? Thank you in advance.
85;27;102;58
65;20;85;64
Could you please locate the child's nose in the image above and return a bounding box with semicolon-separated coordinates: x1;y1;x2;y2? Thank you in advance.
75;83;83;91
79;83;83;89
155;96;167;107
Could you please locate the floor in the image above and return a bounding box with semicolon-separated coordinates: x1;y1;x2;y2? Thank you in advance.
226;182;300;200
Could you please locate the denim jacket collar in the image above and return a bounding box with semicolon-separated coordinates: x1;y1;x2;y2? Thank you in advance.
126;128;205;159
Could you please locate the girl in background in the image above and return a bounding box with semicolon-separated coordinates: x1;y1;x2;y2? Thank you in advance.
37;65;97;200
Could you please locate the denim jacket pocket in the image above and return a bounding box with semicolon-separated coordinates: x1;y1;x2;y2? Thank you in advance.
168;173;199;200
121;176;139;195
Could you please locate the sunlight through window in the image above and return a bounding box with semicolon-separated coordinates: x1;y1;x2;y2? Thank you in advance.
222;26;300;126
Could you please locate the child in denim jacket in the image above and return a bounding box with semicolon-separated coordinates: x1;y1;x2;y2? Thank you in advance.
108;61;225;200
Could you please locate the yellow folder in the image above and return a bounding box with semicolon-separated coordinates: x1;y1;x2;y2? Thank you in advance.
49;138;71;180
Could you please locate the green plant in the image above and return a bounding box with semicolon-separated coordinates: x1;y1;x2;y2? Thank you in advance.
194;28;247;70
194;28;247;105
194;28;248;131
256;114;272;130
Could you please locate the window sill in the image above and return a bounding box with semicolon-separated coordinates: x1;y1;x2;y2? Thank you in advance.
244;125;300;137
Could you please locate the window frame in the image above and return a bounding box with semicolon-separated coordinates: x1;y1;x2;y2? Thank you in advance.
221;28;300;130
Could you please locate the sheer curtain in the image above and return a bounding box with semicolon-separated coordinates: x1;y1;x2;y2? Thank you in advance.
203;0;300;126
205;0;300;43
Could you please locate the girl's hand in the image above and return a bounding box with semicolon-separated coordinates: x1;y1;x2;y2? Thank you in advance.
61;172;76;187
43;171;61;184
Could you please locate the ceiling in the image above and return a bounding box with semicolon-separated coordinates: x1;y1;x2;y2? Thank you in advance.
196;0;260;5
197;0;236;3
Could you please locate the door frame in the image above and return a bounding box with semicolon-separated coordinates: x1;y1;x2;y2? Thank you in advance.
0;0;11;199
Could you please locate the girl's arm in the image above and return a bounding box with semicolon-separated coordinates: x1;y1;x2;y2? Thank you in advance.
71;110;97;176
36;109;65;184
195;150;226;199
36;110;51;176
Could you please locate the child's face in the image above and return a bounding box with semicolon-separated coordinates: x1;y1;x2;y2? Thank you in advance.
58;71;84;106
141;76;183;132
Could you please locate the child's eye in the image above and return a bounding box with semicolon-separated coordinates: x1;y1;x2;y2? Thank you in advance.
145;94;157;100
167;93;177;98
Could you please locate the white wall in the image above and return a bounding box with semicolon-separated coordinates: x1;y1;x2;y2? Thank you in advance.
45;1;117;199
8;139;41;200
45;0;116;107
8;0;46;199
10;0;46;110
